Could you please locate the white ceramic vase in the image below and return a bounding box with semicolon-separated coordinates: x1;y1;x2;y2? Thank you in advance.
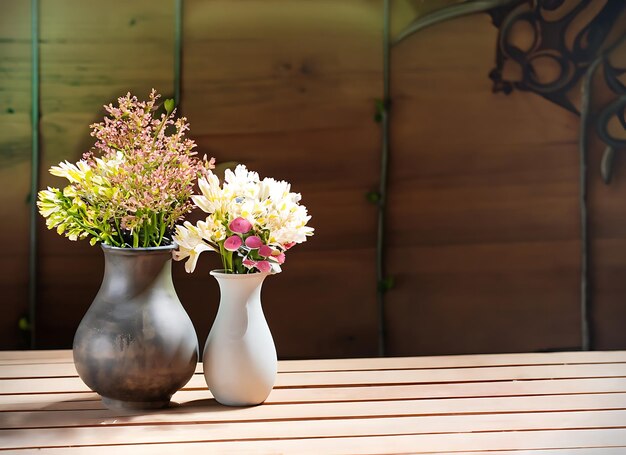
203;270;277;406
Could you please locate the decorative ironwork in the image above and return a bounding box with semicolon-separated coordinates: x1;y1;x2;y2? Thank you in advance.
489;1;624;350
598;58;626;183
391;0;625;353
393;0;521;45
489;0;624;114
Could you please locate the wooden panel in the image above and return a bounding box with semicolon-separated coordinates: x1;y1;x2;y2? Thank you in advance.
2;352;626;453
4;363;626;395
386;14;581;355
6;432;626;455
588;42;626;350
3;348;626;369
3;389;626;430
36;0;175;348
3;0;621;357
3;377;626;412
4;410;626;450
0;1;31;349
2;433;625;455
181;0;383;358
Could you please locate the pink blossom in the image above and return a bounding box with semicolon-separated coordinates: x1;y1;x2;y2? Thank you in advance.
258;244;273;257
275;253;285;264
284;242;296;250
242;259;257;269
78;89;215;246
224;235;242;251
229;217;252;234
245;235;263;249
256;261;271;273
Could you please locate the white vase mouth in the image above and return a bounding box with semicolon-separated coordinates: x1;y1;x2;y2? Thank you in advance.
210;269;272;279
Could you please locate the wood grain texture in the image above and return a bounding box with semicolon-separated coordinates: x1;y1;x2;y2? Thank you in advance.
4;410;626;450
180;0;383;358
2;0;624;356
0;0;31;349
35;0;175;348
4;363;626;395
588;43;626;350
2;432;626;455
3;377;626;412
3;348;626;368
385;13;582;355
2;352;626;453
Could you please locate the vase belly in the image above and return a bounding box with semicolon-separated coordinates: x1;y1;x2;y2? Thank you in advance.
73;245;199;410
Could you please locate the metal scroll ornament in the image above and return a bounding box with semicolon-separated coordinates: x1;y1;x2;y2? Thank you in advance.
391;0;624;352
597;59;626;183
489;0;623;113
489;0;625;182
487;1;624;351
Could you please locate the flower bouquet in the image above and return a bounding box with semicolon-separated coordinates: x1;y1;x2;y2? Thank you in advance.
38;89;213;247
36;90;212;410
173;164;314;274
174;164;313;406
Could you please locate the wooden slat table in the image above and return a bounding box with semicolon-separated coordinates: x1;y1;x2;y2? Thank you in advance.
2;351;626;454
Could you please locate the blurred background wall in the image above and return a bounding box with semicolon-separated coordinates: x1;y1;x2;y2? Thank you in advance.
1;0;624;358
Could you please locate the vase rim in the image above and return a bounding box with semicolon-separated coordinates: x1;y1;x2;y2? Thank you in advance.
101;243;177;254
210;269;272;279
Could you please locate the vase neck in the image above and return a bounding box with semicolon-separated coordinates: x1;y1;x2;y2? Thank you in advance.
100;247;174;298
212;272;268;308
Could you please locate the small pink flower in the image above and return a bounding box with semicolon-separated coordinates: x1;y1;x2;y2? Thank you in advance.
256;260;271;273
284;242;296;250
229;217;252;234
275;253;285;264
242;259;257;269
245;235;263;249
258;245;273;257
224;235;242;251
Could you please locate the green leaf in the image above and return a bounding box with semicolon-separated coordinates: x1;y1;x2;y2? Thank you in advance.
164;98;175;115
18;317;31;332
374;99;386;123
378;277;395;293
366;191;381;204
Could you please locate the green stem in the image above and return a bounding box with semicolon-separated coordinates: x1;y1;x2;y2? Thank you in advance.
158;213;166;245
219;242;227;272
151;112;170;153
114;218;124;246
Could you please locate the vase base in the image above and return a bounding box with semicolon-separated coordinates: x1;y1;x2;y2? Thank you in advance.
101;396;171;411
214;396;266;407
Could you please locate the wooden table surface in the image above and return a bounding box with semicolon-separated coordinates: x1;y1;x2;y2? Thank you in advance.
1;350;626;454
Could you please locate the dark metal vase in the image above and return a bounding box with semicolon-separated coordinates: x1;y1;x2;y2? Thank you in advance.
73;244;198;410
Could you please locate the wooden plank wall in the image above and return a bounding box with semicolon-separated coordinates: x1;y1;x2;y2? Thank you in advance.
0;0;624;356
0;0;32;348
588;40;626;351
386;13;582;355
36;0;176;347
178;0;382;358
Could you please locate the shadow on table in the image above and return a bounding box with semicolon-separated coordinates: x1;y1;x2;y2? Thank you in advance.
172;398;260;411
